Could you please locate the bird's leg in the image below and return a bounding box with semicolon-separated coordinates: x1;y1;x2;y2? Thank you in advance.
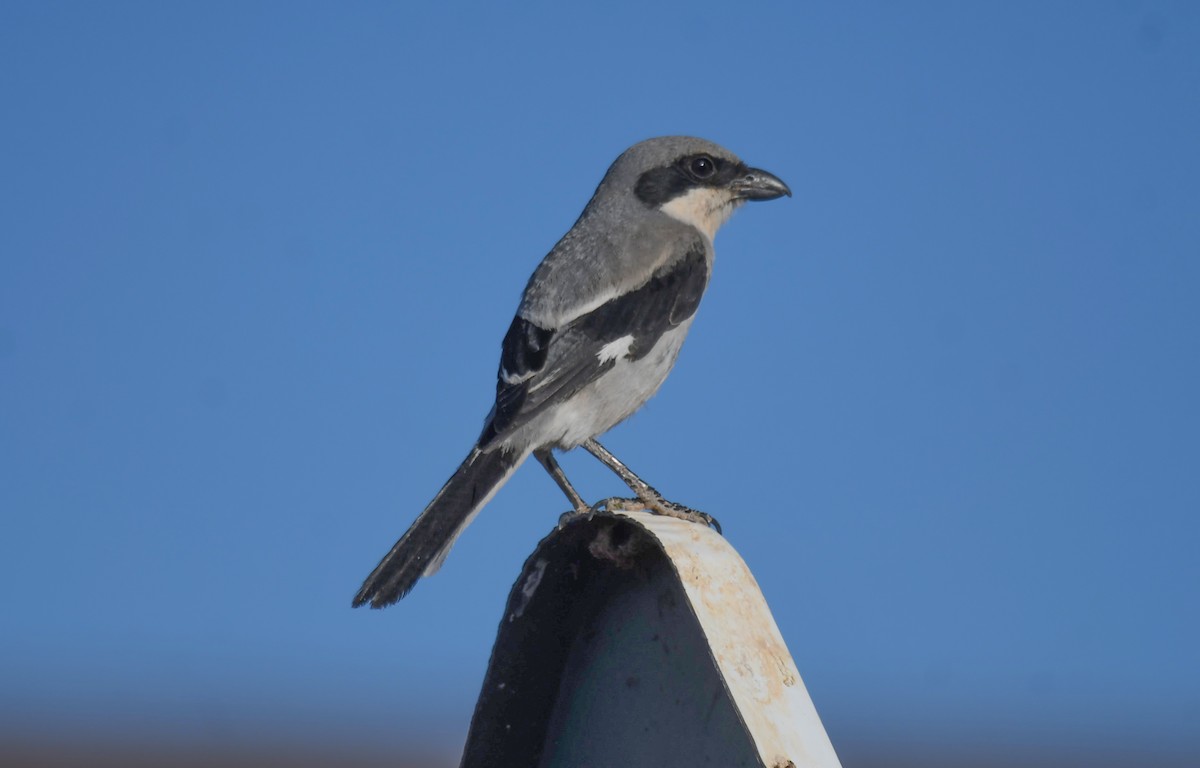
534;448;591;516
581;438;722;533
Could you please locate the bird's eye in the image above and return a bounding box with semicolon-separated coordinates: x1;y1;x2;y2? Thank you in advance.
688;155;716;179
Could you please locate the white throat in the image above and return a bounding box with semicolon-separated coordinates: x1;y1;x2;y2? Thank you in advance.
659;187;743;241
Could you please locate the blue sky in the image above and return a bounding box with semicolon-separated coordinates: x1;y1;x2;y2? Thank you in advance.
2;1;1197;762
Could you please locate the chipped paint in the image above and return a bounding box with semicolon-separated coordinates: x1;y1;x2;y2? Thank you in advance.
508;557;548;621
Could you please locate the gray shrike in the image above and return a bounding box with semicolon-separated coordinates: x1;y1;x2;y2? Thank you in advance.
354;136;790;608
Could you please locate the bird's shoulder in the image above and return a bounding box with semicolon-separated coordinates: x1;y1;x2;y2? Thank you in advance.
518;210;708;330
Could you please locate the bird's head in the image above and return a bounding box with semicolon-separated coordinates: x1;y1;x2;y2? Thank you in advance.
604;136;791;240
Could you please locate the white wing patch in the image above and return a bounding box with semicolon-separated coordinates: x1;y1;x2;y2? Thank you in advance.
597;334;635;364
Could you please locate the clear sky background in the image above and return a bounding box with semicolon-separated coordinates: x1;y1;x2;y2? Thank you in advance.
2;2;1197;764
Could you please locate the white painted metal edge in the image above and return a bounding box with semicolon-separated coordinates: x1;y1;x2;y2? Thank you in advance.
616;509;843;768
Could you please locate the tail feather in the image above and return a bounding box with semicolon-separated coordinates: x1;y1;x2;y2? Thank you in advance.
353;446;525;608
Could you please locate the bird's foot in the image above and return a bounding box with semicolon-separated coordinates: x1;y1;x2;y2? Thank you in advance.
587;496;644;514
646;495;722;534
557;500;618;529
592;492;722;534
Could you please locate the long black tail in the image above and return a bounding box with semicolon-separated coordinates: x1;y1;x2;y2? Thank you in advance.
353;446;525;608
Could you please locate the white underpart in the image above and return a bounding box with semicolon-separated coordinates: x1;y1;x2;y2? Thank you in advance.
660;187;743;240
499;318;696;452
597;334;635;363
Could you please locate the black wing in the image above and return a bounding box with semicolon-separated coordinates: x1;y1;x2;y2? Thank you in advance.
479;240;709;448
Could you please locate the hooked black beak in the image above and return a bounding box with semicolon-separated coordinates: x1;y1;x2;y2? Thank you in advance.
730;166;791;201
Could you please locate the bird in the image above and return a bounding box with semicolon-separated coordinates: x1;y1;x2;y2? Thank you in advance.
353;136;790;608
